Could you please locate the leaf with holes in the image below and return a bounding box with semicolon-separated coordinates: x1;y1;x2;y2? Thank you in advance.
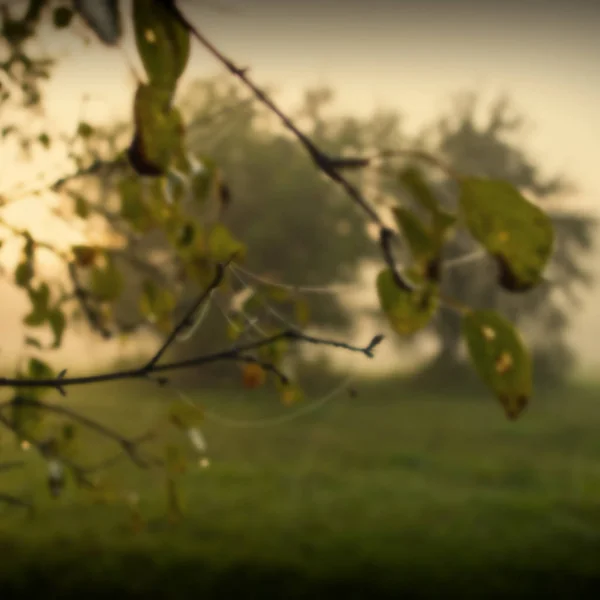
459;178;554;292
462;310;532;420
376;268;439;335
132;0;190;89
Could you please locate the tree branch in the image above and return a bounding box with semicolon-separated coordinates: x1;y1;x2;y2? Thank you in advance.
160;0;416;291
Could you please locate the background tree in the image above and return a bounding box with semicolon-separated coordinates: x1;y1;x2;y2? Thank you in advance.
72;80;594;390
0;0;562;514
361;93;595;387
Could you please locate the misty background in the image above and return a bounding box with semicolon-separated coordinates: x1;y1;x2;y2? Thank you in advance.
1;0;599;384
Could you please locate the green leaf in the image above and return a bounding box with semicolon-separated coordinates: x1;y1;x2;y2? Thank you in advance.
77;121;94;138
38;132;51;148
53;6;74;28
23;310;46;327
132;0;190;89
72;193;90;218
91;256;124;301
119;177;153;232
129;83;186;176
259;338;289;369
15;261;33;288
226;315;244;340
462;310;532;420
28;282;50;312
139;279;176;331
376;268;438;335
459;178;554;291
207;224;246;263
28;357;54;380
48;309;66;348
176;222;196;249
190;160;216;202
393;207;436;263
24;336;42;349
398;166;456;244
23;233;35;259
24;283;51;326
398;165;441;214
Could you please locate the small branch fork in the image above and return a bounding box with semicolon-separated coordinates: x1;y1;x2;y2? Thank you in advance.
158;0;447;293
0;256;384;507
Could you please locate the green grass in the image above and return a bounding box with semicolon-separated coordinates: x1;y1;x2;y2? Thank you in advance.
2;379;600;597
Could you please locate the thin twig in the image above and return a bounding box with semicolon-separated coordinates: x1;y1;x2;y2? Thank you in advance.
160;0;415;292
145;257;233;369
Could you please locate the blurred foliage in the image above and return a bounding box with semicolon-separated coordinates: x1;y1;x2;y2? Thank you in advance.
406;94;595;385
0;0;588;515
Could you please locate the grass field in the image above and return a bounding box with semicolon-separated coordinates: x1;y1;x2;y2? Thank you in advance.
2;377;600;597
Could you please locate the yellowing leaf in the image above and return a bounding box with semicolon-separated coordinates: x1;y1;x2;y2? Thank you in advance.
462;310;532;420
281;383;303;406
242;363;266;389
459;178;554;292
207;223;246;263
376;268;438;335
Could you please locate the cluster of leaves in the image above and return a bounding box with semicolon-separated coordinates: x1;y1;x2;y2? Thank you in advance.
0;0;556;517
377;168;553;419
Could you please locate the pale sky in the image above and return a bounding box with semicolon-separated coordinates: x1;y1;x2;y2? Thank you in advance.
1;0;599;375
